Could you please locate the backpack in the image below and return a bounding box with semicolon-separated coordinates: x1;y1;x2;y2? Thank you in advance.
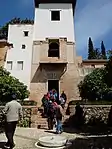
47;102;56;118
56;106;62;120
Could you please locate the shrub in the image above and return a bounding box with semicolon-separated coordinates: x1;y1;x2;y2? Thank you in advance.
0;67;29;103
78;68;109;101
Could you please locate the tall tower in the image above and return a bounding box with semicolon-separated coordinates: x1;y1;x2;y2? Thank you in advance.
30;0;78;105
33;0;76;42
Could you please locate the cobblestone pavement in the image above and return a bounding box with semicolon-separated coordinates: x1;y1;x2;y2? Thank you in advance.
0;127;83;149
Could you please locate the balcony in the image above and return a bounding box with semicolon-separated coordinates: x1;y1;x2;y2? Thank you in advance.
40;57;67;64
40;39;67;63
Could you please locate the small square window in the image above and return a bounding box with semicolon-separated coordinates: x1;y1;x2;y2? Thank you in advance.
9;43;13;48
24;31;29;37
51;11;60;21
17;61;23;70
22;44;26;49
6;61;13;70
91;64;95;68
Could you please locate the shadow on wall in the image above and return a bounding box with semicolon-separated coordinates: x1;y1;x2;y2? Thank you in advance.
31;65;47;83
64;104;112;135
64;104;112;137
31;63;67;83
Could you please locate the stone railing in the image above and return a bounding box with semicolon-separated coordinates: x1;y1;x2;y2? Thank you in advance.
0;106;38;130
68;105;111;125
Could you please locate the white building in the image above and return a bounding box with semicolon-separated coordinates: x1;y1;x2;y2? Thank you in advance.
5;0;82;105
4;24;33;89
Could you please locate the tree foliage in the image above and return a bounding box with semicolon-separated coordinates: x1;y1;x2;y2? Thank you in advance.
87;38;107;60
104;56;112;87
78;56;112;101
95;48;101;59
88;37;96;59
0;67;29;103
0;18;34;39
101;41;107;59
78;68;108;101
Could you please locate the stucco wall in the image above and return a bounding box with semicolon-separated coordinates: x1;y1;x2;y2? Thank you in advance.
30;37;78;104
33;4;75;42
4;24;34;89
0;46;8;66
30;62;81;104
60;63;81;101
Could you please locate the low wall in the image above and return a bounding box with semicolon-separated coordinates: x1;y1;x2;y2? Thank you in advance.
0;106;38;129
0;105;112;129
68;105;112;125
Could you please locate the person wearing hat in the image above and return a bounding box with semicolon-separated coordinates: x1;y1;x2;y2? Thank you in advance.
2;94;23;149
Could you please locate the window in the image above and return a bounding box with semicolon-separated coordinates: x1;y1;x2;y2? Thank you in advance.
91;64;95;68
22;44;26;49
9;43;13;48
51;11;60;21
17;61;23;70
6;61;13;70
24;31;29;37
48;39;59;57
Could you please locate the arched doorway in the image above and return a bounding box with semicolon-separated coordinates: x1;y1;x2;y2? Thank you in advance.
48;39;59;57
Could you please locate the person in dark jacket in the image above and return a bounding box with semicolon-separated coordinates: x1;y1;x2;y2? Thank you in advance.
60;91;67;108
42;94;49;117
55;100;64;134
47;100;55;130
3;94;23;149
74;102;84;128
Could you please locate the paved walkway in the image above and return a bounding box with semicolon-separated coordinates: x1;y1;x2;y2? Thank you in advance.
0;127;83;149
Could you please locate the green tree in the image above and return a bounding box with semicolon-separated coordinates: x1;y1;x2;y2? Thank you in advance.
0;18;34;39
101;41;107;59
104;55;112;87
78;68;108;101
78;54;112;101
0;67;29;103
95;48;101;59
106;49;112;59
88;37;96;59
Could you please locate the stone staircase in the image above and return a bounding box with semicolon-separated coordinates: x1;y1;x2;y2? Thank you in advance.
31;104;70;129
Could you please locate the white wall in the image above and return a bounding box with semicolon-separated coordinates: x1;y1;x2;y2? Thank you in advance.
33;4;75;42
4;24;34;89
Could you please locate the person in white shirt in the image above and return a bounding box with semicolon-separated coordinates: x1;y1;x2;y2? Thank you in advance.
3;94;23;149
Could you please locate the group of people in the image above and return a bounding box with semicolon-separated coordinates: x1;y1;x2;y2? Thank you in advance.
0;90;67;148
42;89;67;134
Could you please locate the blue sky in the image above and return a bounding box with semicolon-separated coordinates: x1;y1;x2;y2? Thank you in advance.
0;0;112;59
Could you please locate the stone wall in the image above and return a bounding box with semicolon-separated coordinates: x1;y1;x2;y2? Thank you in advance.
68;105;111;125
0;106;38;130
0;46;8;67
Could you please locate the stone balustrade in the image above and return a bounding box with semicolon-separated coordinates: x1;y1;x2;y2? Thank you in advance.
0;106;38;130
68;105;112;125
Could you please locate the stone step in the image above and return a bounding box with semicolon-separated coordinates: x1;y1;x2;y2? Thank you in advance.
36;118;48;122
31;115;69;129
31;122;67;129
31;123;48;129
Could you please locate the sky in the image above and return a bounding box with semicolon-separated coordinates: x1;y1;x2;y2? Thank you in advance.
0;0;112;59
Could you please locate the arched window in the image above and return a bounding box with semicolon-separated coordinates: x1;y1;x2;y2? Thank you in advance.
48;39;59;57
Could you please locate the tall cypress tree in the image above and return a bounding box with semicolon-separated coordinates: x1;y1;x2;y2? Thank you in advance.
95;48;101;59
88;37;95;59
101;41;107;59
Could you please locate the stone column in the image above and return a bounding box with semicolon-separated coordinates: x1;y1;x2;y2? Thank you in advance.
59;38;67;62
40;40;48;61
